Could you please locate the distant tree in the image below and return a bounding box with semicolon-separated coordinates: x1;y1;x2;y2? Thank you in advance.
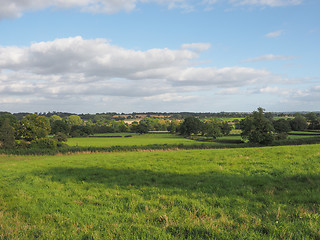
221;122;232;136
70;125;93;137
167;120;180;134
305;112;320;130
131;122;149;134
290;114;308;131
54;132;68;142
0;114;17;127
240;107;274;144
0;118;16;149
15;114;51;141
66;115;83;126
50;114;62;122
178;117;202;136
273;119;291;133
51;120;70;135
203;120;222;139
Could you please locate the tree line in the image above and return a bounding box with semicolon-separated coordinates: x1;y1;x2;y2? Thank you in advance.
0;108;319;149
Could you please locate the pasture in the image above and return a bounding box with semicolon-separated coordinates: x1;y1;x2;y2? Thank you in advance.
67;133;218;147
1;144;320;239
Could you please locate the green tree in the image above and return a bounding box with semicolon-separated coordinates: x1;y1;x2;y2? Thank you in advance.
240;108;274;144
305;112;320;130
50;114;62;122
15;114;51;141
0;118;16;149
221;121;232;135
273;119;291;133
204;120;222;139
178;117;202;136
290;114;308;131
0;114;17;127
131;121;149;134
51;120;70;135
66;115;83;126
167;120;180;133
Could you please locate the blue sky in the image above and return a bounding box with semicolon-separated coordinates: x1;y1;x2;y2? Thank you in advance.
0;0;319;113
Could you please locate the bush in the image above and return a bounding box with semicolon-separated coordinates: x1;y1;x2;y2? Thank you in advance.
31;138;57;149
54;132;68;142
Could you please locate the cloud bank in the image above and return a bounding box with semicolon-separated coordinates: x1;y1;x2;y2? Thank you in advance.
0;36;300;112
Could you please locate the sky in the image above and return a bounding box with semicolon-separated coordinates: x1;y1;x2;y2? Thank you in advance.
0;0;319;113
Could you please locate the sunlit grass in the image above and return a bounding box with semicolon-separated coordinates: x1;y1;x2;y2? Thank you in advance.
1;145;320;239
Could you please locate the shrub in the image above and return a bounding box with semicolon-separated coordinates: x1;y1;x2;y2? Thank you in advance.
31;138;57;149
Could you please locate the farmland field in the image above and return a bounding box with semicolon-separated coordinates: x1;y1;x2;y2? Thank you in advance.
1;145;320;239
67;133;218;147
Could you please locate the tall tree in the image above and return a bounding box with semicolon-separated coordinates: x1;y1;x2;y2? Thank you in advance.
240;107;274;144
178;117;202;136
290;114;308;131
0;118;16;149
15;114;51;141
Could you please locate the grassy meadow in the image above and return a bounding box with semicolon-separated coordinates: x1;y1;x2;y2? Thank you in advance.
67;133;218;147
1;144;320;239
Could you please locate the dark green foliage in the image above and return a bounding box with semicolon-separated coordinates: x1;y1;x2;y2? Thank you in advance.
70;125;93;137
290;114;308;131
273;119;291;133
179;117;202;136
220;121;232;135
240;107;274;144
203;120;222;139
31;138;57;149
305;112;320;130
51;120;70;135
0;114;17;127
0;118;16;149
54;132;68;142
131;122;149;134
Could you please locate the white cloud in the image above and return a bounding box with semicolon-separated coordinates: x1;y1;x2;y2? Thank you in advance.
0;36;308;112
244;54;296;62
265;30;283;38
230;0;302;7
181;43;211;52
0;0;304;19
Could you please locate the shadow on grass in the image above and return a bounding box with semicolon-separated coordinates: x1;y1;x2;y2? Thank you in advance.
37;167;320;204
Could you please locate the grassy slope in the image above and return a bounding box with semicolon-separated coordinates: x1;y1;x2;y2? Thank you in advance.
1;145;320;239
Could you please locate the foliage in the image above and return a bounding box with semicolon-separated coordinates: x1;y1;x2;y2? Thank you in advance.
305;112;320;130
70;125;93;137
0;114;17;127
54;132;68;142
167;120;180;133
0;118;16;149
50;114;62;122
15;114;51;141
240;107;274;144
51;120;70;135
203;120;222;139
273;118;291;133
30;138;58;149
220;121;232;135
179;117;202;136
66;115;83;126
290;114;308;131
130;121;149;134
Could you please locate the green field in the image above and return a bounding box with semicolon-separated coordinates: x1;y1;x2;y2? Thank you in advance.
1;145;320;239
67;133;218;147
